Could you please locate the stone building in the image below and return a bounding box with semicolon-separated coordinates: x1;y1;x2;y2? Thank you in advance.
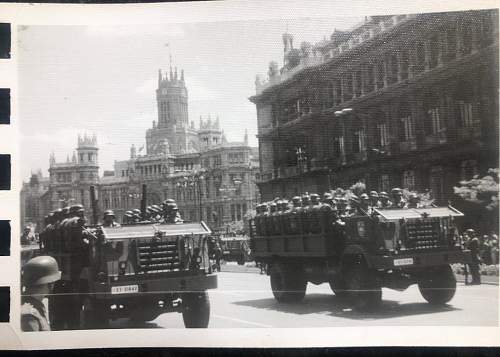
251;10;498;204
22;66;259;231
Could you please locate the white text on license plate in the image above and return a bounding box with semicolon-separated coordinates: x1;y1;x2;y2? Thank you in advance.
393;258;414;266
111;285;139;294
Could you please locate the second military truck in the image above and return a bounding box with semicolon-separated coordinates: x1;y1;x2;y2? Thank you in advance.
249;201;470;311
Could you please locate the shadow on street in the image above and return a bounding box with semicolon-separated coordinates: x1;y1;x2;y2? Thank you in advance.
232;293;459;320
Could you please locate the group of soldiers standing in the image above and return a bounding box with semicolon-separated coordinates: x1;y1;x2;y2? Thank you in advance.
122;199;182;225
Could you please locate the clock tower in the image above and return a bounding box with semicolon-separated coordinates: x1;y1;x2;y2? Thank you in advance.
146;67;198;155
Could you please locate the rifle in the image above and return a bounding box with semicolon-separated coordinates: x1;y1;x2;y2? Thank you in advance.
90;185;99;226
140;184;147;220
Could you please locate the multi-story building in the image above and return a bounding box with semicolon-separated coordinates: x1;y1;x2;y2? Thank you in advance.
251;10;498;204
21;66;259;231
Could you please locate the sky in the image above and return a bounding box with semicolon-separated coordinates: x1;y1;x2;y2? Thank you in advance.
18;17;362;181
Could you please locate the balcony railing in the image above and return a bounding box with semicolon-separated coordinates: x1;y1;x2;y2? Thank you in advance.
425;130;447;147
255;14;415;95
399;139;417;153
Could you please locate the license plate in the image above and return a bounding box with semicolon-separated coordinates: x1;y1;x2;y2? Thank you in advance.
393;258;414;266
111;284;139;294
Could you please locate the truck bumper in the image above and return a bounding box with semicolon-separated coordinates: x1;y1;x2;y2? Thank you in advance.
93;274;218;300
368;249;471;270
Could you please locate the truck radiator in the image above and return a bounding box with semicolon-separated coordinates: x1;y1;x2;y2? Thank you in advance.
137;238;181;273
404;218;446;250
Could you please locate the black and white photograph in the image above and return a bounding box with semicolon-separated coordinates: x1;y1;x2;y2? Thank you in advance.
16;5;499;338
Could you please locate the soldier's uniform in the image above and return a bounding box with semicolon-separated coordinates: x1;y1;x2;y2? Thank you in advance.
467;229;481;285
391;188;407;208
379;192;392;208
102;210;121;228
21;297;51;331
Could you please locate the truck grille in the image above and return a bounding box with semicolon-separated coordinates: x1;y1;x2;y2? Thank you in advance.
405;218;444;250
137;239;181;273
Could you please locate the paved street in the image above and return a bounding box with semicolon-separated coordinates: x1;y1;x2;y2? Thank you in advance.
109;264;498;329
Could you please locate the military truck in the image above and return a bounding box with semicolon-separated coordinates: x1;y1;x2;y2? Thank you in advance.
42;186;217;329
249;204;470;311
220;235;251;265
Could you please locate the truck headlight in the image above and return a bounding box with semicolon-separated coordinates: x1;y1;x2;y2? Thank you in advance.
119;261;127;274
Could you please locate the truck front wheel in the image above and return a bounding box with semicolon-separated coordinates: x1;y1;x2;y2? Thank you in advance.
343;262;382;312
182;291;210;328
270;263;307;303
418;265;456;305
81;297;108;329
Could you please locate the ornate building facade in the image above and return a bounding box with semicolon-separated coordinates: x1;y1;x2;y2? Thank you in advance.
251;10;498;204
22;66;259;232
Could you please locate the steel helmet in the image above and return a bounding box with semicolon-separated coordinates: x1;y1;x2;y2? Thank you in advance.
132;208;141;215
103;209;115;218
22;256;61;287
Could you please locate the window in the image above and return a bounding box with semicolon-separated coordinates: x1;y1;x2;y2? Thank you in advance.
415;42;426;73
343;74;353;101
461;160;478;180
387;54;398;84
333;79;342;106
400;49;409;80
428;108;442;134
446;27;457;61
375;61;385;88
403;170;416;191
88;153;93;162
429;34;439;68
379;174;390;193
377;123;389;147
333;136;345;161
365;63;375;92
79;153;84;162
325;82;334;108
457;101;474;127
352;130;365;154
400;116;415;141
354;70;362;97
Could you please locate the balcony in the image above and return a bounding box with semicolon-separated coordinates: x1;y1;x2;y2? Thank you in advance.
425;130;447;147
399;139;417;153
456;126;481;142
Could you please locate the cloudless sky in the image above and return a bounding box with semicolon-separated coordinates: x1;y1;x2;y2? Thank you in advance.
19;17;362;180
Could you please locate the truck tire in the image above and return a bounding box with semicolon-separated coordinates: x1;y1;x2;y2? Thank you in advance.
81;296;109;329
270;263;307;303
418;265;456;305
182;291;210;328
343;262;382;312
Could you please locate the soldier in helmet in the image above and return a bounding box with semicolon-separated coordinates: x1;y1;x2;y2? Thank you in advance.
102;210;121;228
163;200;183;224
359;193;371;214
122;210;133;225
21;256;62;331
407;193;420;208
132;208;142;223
369;191;381;209
466;228;481;285
379;191;392;208
391;188;407;208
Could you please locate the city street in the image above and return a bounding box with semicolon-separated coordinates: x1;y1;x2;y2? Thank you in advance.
110;264;498;329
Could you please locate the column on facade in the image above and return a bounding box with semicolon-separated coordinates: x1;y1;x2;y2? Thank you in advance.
396;50;403;82
352;71;358;99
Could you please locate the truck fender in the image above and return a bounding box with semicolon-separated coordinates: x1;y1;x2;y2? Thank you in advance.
340;245;371;268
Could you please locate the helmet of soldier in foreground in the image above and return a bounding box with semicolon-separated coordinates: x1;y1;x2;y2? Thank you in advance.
22;256;61;287
103;210;115;218
62;206;70;216
360;193;369;200
132;208;141;215
269;202;277;212
323;192;333;201
369;191;379;198
379;191;389;199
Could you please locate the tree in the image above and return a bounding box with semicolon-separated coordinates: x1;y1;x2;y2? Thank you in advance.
454;169;499;211
453;168;499;233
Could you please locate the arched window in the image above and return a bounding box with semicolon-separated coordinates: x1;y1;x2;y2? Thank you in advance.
453;82;474;128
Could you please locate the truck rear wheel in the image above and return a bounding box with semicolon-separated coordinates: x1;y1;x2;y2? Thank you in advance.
343;262;382;312
81;297;108;329
270;263;307;303
418;265;456;305
182;291;210;328
328;276;348;300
